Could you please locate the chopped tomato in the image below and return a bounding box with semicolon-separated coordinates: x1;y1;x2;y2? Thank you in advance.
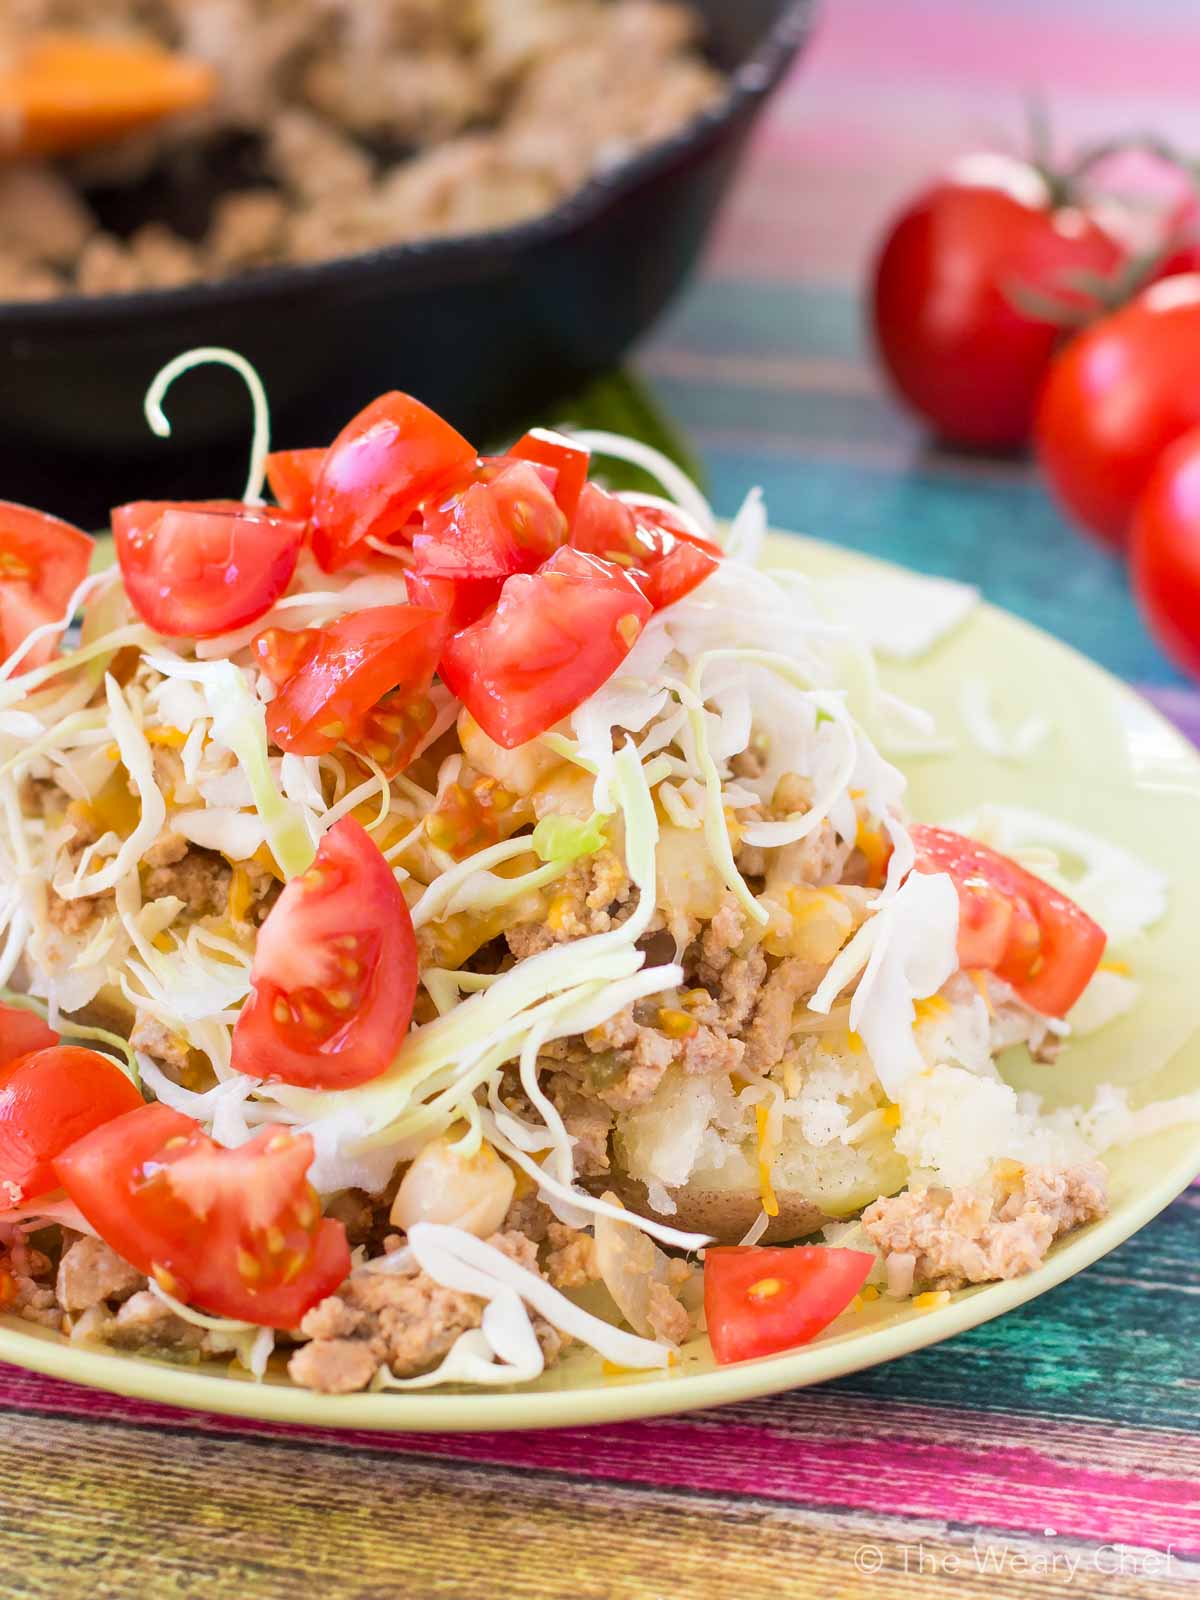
910;824;1106;1017
265;447;326;519
55;1102;350;1326
112;500;305;639
424;775;518;860
569;483;644;566
231;817;417;1090
0;1001;58;1068
357;685;438;779
439;546;653;748
637;535;720;609
509;429;590;523
254;603;445;762
310;392;477;571
472;459;568;563
570;485;720;609
252;623;319;690
413;479;531;592
627;500;724;560
0;501;93;671
409;458;566;627
0;1046;142;1207
704;1245;874;1365
406;569;498;632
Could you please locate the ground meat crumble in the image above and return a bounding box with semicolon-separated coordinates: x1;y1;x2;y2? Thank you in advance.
287;1229;567;1395
862;1162;1110;1291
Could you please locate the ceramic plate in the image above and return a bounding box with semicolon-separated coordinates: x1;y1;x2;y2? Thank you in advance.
4;531;1199;1431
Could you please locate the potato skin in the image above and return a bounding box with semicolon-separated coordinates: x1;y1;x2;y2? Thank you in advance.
605;1173;831;1245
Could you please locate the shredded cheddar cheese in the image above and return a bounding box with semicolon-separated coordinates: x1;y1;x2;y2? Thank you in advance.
228;863;254;924
754;1103;780;1218
968;968;995;1016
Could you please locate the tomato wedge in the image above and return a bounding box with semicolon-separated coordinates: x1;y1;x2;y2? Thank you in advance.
509;429;590;523
910;824;1106;1017
406;570;499;632
0;1046;142;1207
704;1245;874;1364
439;546;653;748
311;392;477;571
479;458;568;562
0;501;93;671
414;480;531;584
55;1102;350;1326
254;603;445;764
265;447;326;519
231;818;417;1090
570;485;721;609
0;1001;58;1068
112;500;305;639
409;458;567;628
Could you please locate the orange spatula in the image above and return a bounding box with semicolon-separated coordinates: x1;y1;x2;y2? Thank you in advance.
0;33;216;158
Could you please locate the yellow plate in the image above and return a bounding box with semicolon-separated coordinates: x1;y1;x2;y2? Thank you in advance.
4;532;1200;1431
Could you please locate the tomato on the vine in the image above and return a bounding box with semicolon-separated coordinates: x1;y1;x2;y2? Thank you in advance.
1130;426;1200;679
1035;274;1200;547
873;155;1124;449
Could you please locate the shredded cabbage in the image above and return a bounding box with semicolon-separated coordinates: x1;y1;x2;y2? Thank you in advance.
810;870;960;1100
959;678;1052;762
55;676;167;901
813;571;979;661
145;347;271;506
531;812;607;863
568;430;716;535
145;653;315;878
384;1223;674;1383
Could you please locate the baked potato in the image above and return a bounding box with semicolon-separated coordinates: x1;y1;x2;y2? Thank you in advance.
610;1065;909;1244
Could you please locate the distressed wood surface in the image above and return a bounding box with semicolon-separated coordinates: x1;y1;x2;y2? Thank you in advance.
5;1;1200;1594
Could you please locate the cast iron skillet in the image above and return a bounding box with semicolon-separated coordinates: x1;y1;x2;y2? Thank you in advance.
0;0;815;525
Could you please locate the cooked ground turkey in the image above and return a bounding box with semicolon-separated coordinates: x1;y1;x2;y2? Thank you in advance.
862;1162;1109;1291
1;1233;225;1354
518;894;821;1148
6;1208;591;1390
288;1229;567;1394
1;0;723;299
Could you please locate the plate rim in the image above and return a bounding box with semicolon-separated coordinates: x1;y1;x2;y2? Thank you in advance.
3;528;1199;1433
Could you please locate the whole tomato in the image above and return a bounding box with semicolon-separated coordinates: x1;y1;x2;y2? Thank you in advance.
1035;274;1200;547
872;154;1125;450
1130;426;1200;679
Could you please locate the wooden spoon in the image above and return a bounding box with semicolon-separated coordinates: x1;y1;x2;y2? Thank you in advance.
0;33;216;158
